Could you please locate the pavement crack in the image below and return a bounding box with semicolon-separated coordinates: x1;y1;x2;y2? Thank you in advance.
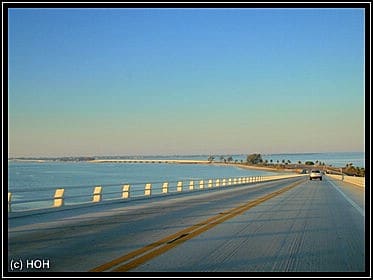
167;233;189;244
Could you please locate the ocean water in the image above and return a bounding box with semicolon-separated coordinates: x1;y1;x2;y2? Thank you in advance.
7;161;280;211
7;152;365;211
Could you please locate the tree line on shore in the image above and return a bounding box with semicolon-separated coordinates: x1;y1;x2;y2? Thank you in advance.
207;153;365;177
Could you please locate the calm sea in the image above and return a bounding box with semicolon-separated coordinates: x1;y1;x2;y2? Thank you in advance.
7;152;365;211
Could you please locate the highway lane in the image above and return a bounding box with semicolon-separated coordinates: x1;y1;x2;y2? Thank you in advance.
326;175;365;216
7;175;365;273
129;176;365;272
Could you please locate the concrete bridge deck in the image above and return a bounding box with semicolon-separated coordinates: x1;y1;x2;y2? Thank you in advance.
7;175;366;275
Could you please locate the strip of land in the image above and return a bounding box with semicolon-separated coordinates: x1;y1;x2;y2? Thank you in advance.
89;159;211;164
89;159;299;173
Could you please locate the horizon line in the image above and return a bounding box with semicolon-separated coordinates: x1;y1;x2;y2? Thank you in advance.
8;150;365;159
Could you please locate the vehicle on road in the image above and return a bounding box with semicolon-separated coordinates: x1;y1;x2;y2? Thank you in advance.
309;169;323;180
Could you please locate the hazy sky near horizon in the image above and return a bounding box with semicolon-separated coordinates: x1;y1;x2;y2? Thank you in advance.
8;8;365;157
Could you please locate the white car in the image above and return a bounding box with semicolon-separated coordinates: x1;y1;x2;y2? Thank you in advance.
309;169;323;180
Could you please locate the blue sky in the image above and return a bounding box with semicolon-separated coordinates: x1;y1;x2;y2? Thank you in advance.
8;8;365;157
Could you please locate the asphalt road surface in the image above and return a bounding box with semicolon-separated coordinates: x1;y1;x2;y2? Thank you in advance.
7;175;366;274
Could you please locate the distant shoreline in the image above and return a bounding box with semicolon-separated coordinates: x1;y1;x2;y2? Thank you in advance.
8;157;364;177
89;159;211;164
89;159;294;173
9;159;47;163
8;158;298;173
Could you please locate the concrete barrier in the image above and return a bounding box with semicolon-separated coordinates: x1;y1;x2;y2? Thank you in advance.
177;181;183;192
162;182;169;194
93;186;102;203
189;181;194;191
208;179;213;188
122;185;130;199
326;174;365;188
53;189;65;207
145;183;152;196
8;192;12;212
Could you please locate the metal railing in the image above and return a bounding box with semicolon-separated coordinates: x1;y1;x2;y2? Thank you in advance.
8;174;305;213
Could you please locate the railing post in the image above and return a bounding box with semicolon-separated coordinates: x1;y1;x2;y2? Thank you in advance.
93;186;102;203
189;180;194;191
216;179;220;187
199;180;204;189
54;188;65;207
208;179;213;188
145;183;152;196
162;182;169;194
122;184;130;199
222;179;226;186
234;178;237;185
228;178;232;186
177;181;183;192
8;192;12;212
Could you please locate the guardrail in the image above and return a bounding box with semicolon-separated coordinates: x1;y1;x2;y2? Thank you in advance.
8;174;306;213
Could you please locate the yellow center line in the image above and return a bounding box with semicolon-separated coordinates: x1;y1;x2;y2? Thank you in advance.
90;178;305;272
89;212;228;272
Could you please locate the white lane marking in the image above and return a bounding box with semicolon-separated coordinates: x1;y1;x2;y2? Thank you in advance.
327;177;364;217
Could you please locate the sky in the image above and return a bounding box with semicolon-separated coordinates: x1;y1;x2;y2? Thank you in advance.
7;7;366;157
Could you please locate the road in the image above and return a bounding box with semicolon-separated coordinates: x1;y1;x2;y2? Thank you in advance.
7;175;366;273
